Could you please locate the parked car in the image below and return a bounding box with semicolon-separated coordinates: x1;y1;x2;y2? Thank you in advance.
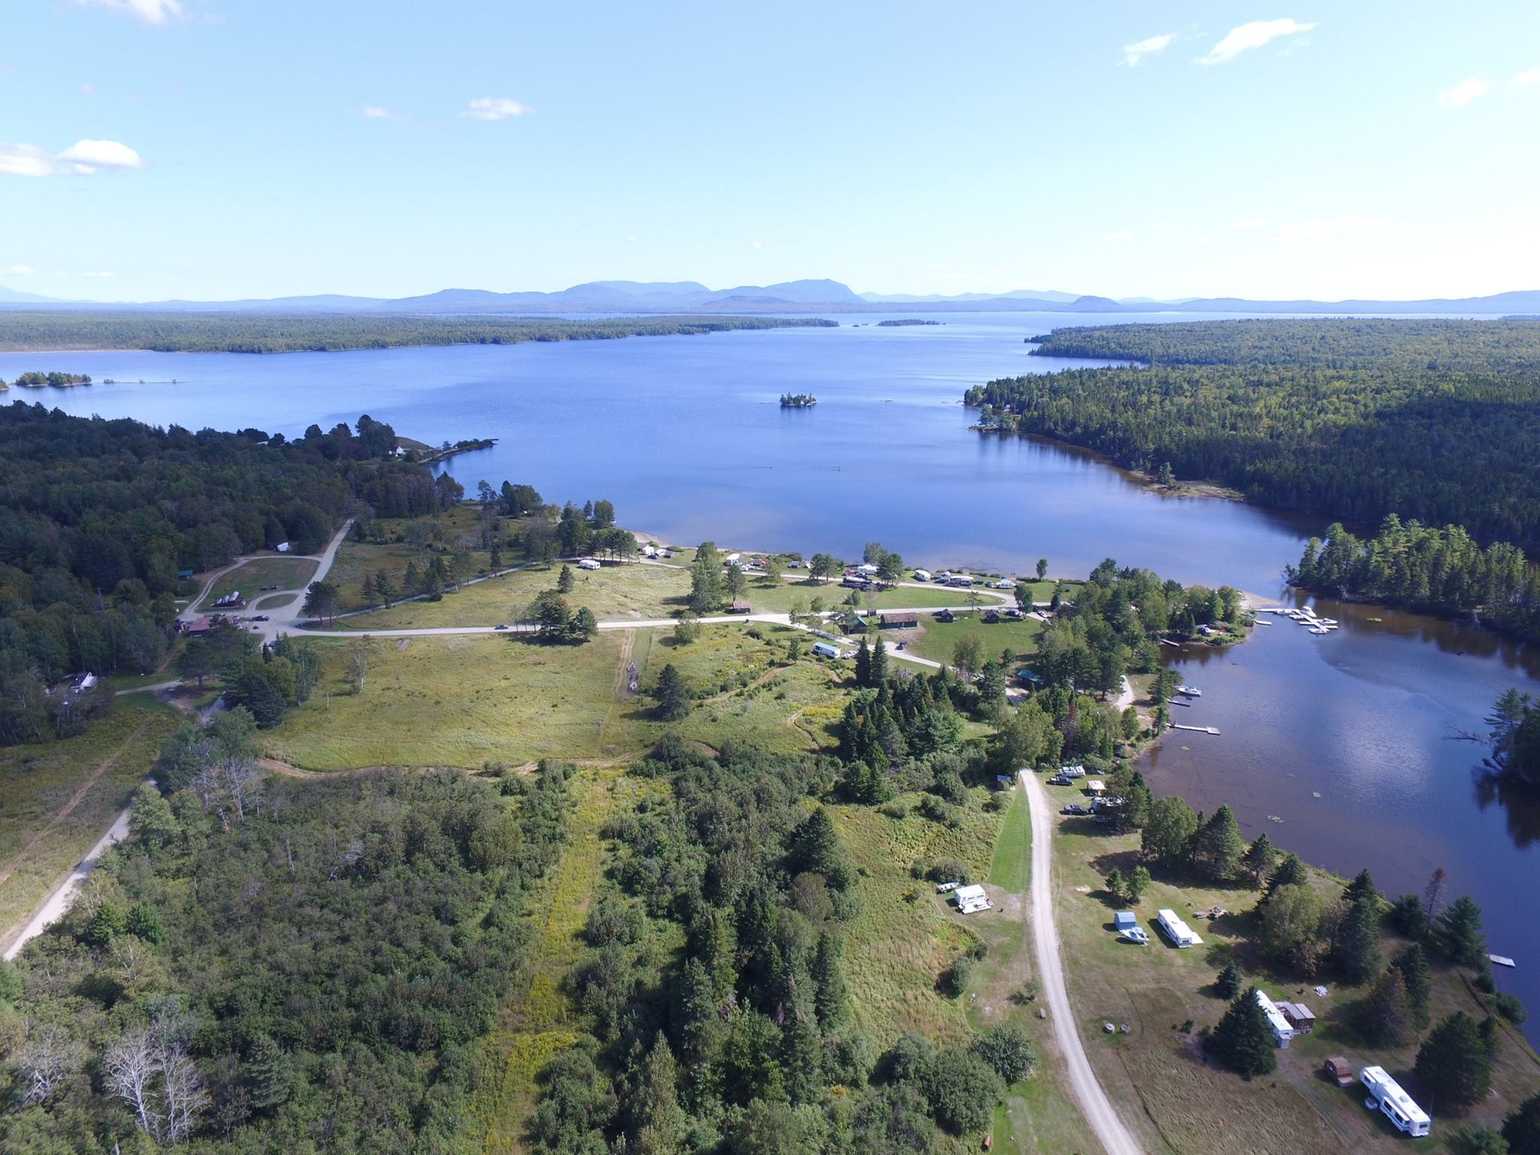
1061;804;1089;815
495;624;509;630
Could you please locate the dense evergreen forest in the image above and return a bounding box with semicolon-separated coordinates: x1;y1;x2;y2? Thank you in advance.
0;763;574;1153
0;312;832;354
0;403;456;743
967;318;1540;551
1289;517;1540;643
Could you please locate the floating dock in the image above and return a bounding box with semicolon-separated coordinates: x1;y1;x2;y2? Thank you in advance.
1172;724;1221;735
1490;953;1517;968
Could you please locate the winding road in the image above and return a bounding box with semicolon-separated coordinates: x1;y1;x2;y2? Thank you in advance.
1020;767;1145;1155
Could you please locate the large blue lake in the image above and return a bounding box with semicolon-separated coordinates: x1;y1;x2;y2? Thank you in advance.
5;311;1537;1038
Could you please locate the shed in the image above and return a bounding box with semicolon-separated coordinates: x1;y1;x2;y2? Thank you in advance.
275;541;291;553
953;884;992;914
1323;1057;1355;1087
879;613;918;629
1113;911;1137;931
1280;1002;1316;1033
727;599;751;614
1085;779;1107;795
182;615;212;635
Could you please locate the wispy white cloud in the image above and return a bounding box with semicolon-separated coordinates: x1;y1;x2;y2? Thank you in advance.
1201;18;1316;65
82;270;115;279
80;0;183;24
1230;216;1268;231
361;105;392;119
0;139;145;177
463;97;530;121
1123;33;1175;67
1;264;35;277
1514;67;1540;88
1438;76;1490;108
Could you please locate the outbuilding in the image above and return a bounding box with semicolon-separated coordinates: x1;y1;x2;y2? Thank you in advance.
812;642;841;660
879;613;918;629
275;541;291;553
953;884;992;914
726;599;752;614
1279;1002;1317;1034
1113;911;1138;931
1254;989;1296;1048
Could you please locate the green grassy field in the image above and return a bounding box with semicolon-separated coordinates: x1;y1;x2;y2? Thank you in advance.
987;787;1032;893
196;555;317;608
262;624;849;770
252;591;298;610
908;613;1046;666
0;697;181;948
337;562;690;629
743;579;996;615
1039;775;1540;1155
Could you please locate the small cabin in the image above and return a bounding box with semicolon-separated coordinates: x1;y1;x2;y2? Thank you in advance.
1361;1066;1431;1138
812;642;841;660
879;613;918;630
1254;989;1296;1048
727;599;751;614
1279;1002;1317;1034
1084;779;1107;795
934;609;955;623
953;884;992;914
1323;1057;1355;1087
1113;911;1138;931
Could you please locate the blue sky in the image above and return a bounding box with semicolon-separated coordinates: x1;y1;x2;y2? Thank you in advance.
2;1;1538;301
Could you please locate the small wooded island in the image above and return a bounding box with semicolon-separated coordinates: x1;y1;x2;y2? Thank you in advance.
876;318;942;326
2;371;92;389
779;392;817;408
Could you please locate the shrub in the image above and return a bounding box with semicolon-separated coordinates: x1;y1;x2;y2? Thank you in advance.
971;1024;1036;1083
940;956;972;998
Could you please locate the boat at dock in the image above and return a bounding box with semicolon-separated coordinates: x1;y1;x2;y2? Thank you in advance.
1177;685;1202;698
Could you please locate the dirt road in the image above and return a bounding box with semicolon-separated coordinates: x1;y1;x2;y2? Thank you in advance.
3;804;135;960
1020;768;1145;1155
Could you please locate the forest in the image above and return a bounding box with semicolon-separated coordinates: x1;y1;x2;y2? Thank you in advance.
0;404;457;743
967;318;1540;551
0;312;832;354
1289;517;1540;643
0;763;574;1153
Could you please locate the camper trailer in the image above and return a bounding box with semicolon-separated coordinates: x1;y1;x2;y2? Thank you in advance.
1360;1066;1431;1138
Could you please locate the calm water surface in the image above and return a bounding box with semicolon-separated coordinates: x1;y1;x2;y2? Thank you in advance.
6;311;1536;1037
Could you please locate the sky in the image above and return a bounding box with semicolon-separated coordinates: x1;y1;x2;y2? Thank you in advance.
2;1;1539;303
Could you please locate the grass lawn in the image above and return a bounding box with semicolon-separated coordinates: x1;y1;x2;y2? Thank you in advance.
338;562;690;629
252;591;298;610
262;624;850;770
908;614;1046;666
196;555;317;609
988;787;1032;893
0;697;181;950
1039;775;1540;1154
743;579;997;615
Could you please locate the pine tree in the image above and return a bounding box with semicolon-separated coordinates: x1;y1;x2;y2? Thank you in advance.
1415;1011;1493;1111
812;932;849;1029
245;1034;291;1113
1104;868;1126;903
1503;1092;1540;1154
789;808;851;890
558;564;575;593
1436;896;1487;966
1265;852;1307;900
1336;893;1385;985
871;637;888;686
854;637;872;686
1241;833;1278;887
632;1032;687;1155
1207;987;1277;1078
1392;943;1433;1030
1345;868;1379;905
1127;865;1151;903
1193;805;1245;881
654;664;690;721
1358;967;1410;1046
403;558;420;595
1216;962;1242;999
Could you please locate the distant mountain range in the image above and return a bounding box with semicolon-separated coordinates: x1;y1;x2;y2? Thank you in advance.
2;278;1538;317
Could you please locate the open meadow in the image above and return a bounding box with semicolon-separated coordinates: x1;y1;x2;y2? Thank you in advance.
195;555;317;609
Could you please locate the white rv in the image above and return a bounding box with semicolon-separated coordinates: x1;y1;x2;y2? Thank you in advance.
953;884;992;914
1360;1066;1431;1138
1155;908;1203;948
1253;989;1296;1048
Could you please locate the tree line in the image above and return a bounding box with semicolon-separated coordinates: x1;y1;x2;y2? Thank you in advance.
968;318;1540;551
2;372;92;388
0;312;833;354
1289;517;1540;644
0;405;454;745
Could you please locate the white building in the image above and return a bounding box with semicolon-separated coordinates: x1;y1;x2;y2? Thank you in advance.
275;541;291;553
1155;908;1203;948
811;642;841;660
577;558;601;571
913;569;933;582
953;884;992;914
1253;989;1296;1048
1360;1066;1432;1138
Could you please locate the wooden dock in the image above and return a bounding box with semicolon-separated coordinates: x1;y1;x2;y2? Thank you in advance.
1490;953;1517;968
1172;724;1222;736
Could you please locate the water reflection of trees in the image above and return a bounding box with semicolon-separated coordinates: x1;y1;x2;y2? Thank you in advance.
1473;763;1540;849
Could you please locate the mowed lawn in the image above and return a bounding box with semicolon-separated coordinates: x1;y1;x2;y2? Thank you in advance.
196;555;317;609
742;580;1000;615
1039;775;1540;1155
262;623;851;770
0;697;181;948
338;562;690;629
908;614;1046;666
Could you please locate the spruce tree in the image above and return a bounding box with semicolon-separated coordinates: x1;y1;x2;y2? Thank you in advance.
1265;852;1307;900
654;663;690;721
1336;893;1385;985
1503;1092;1540;1154
1241;833;1278;887
1415;1011;1494;1112
871;637;889;686
1436;896;1487;966
854;637;872;686
1193;805;1245;881
558;564;575;593
812;932;849;1028
246;1034;291;1113
1208;987;1277;1078
1216;962;1242;999
1345;868;1379;905
632;1032;688;1155
1392;943;1433;1030
1358;967;1410;1046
